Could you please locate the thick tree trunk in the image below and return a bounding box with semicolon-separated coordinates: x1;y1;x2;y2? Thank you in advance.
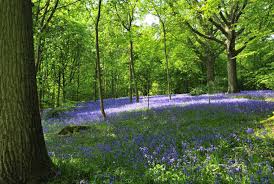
0;1;52;183
130;39;139;102
227;55;238;93
226;37;239;93
95;0;106;119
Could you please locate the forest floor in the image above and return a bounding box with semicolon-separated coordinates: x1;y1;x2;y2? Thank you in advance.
43;90;274;184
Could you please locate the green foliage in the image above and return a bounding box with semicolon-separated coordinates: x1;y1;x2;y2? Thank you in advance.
146;164;186;183
190;86;208;96
35;0;273;107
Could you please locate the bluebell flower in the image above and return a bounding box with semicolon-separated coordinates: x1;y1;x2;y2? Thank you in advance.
246;128;254;134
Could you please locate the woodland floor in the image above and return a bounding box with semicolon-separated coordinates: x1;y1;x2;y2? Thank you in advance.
43;90;274;184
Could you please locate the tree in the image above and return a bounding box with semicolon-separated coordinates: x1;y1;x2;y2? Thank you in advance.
183;0;251;93
0;1;53;183
112;0;140;103
95;0;107;119
187;29;223;85
33;0;60;73
150;0;172;100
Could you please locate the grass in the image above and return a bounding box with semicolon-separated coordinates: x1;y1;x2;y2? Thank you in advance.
44;105;274;184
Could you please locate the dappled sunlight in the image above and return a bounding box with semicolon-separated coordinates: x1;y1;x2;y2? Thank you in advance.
43;91;274;132
44;92;274;183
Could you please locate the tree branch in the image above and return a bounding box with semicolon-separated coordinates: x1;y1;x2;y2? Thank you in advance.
235;35;255;56
186;22;224;45
56;0;81;10
235;0;248;22
208;17;228;37
114;4;130;31
219;11;229;25
41;0;59;32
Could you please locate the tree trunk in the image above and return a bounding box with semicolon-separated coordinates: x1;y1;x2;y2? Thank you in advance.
76;59;80;101
57;70;61;107
111;71;115;98
206;54;215;84
129;39;139;103
0;1;53;183
226;37;238;93
95;0;106;119
35;36;43;74
161;22;171;100
227;55;238;93
94;61;97;102
129;58;133;103
62;69;66;104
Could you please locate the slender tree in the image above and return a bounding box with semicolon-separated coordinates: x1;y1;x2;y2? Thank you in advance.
113;0;140;103
151;0;172;100
33;0;60;74
95;0;107;119
0;1;53;183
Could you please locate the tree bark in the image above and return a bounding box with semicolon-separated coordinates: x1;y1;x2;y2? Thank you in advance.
227;53;238;93
94;61;97;102
226;35;239;93
95;0;107;119
161;22;171;100
129;61;133;103
57;70;61;107
206;54;215;84
35;36;43;73
130;39;139;103
0;1;53;183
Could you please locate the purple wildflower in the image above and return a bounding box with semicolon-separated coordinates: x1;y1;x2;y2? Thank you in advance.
246;128;254;134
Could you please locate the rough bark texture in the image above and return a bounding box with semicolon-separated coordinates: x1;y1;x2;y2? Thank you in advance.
0;1;52;183
95;0;107;119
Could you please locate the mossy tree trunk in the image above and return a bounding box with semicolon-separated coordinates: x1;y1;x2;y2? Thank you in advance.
0;1;53;183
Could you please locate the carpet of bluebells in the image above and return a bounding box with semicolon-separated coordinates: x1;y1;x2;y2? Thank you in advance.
43;90;274;184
